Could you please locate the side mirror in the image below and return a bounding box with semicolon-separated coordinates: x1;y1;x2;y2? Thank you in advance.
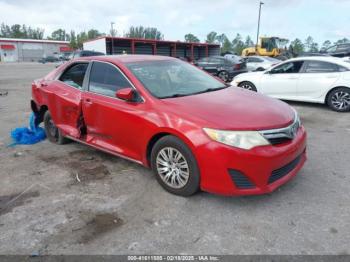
116;88;135;101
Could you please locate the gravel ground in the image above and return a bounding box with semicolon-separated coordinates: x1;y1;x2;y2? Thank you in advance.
0;62;349;255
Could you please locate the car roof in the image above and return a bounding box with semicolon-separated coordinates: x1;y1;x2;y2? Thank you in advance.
287;56;350;68
76;54;176;63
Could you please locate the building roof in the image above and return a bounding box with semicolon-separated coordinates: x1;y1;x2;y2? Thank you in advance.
0;38;69;45
84;36;220;47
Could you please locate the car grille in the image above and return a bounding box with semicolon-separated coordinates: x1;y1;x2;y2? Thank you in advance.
260;113;300;145
268;154;302;184
228;169;256;189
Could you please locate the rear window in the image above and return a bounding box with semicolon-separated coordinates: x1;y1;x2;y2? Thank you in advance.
305;61;339;73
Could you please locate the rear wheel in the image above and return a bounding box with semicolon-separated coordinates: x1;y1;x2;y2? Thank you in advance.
327;87;350;112
238;81;257;92
150;136;200;196
44;111;69;144
218;71;229;82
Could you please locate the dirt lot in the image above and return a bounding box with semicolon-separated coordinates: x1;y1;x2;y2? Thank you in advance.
0;62;349;255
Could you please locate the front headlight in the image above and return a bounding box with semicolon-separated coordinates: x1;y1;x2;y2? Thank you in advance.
203;128;270;150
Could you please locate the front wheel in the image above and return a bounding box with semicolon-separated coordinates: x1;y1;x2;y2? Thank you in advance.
238;81;257;92
150;136;200;196
327;87;350;112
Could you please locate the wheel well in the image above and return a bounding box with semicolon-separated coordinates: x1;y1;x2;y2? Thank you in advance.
325;86;350;105
31;101;48;124
146;132;171;165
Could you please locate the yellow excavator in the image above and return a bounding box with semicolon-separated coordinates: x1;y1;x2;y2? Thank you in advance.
241;37;292;60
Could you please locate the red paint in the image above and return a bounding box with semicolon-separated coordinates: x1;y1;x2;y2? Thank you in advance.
59;46;72;52
116;88;134;101
31;55;307;196
1;44;15;50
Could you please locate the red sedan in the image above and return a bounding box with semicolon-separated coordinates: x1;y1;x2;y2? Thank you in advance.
31;55;307;196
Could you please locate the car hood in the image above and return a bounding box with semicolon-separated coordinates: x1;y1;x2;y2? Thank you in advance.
235;71;266;79
161;87;295;131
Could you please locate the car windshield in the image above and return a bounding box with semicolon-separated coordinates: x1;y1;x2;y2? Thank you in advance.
126;60;227;99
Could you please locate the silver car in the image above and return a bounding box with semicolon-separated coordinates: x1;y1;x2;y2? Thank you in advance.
245;56;281;71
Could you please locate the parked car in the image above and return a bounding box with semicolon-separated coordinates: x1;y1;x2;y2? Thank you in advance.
232;56;350;112
68;50;105;60
301;43;350;58
322;43;350;58
38;56;59;63
31;55;306;196
194;56;247;82
245;56;281;71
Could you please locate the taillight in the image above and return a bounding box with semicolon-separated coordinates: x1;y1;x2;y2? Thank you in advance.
234;64;241;70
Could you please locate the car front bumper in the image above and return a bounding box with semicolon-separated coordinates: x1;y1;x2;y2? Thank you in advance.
195;126;307;196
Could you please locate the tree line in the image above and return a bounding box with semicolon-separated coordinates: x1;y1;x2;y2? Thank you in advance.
1;23;349;55
186;31;350;55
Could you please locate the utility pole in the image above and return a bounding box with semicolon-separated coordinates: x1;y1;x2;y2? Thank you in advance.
256;1;264;51
110;22;115;55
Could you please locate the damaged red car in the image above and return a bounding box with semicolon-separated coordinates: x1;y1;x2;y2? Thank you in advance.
31;55;307;196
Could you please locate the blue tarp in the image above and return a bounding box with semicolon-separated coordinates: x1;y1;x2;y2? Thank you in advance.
10;113;46;145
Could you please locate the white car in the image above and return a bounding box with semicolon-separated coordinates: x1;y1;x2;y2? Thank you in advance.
232;56;350;112
245;56;281;71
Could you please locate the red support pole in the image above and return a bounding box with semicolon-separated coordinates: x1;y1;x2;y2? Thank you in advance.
173;44;177;57
191;44;194;61
153;43;157;55
131;40;135;54
205;45;209;57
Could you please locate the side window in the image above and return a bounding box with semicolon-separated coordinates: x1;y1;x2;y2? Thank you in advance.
304;61;339;73
59;63;88;89
89;61;131;97
248;57;262;63
271;61;304;74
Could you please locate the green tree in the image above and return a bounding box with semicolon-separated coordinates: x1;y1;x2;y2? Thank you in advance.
334;38;349;45
69;30;78;49
289;38;304;55
304;36;314;52
50;29;67;41
232;34;245;54
310;42;319;52
125;26;163;40
184;33;200;43
221;36;233;53
322;40;332;50
87;29;103;39
206;31;217;44
244;36;254;47
215;33;227;47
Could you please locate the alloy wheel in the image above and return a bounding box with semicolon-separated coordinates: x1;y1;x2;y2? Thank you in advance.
331;91;350;110
156;147;190;189
241;83;253;90
218;71;229;82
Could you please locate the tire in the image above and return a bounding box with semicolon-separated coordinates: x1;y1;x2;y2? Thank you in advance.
256;67;265;71
327;87;350;112
238;81;257;92
150;135;200;196
217;70;229;82
44;111;69;144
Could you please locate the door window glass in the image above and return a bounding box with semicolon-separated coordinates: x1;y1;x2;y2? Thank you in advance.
270;61;303;74
305;61;339;73
89;62;131;97
59;63;89;89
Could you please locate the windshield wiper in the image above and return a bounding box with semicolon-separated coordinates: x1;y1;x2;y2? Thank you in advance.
191;86;228;95
160;93;188;99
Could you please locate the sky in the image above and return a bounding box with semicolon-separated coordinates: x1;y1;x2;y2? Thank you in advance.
1;0;350;45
